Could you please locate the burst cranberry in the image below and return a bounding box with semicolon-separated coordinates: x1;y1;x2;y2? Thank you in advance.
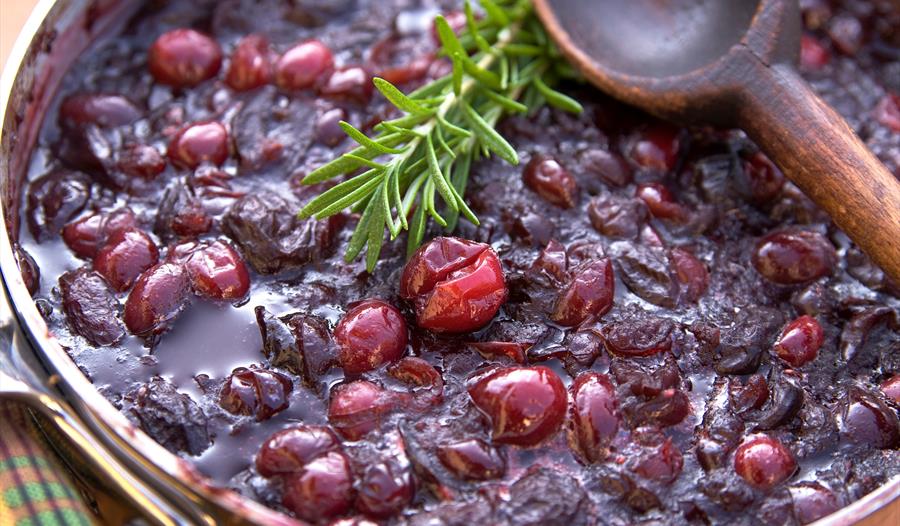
59;93;142;128
551;258;614;327
633;438;684;483
602;317;673;357
730;374;770;412
315;108;348;146
276;40;334;91
219;367;292;421
837;388;900;449
752;229;836;285
400;237;507;334
119;144;166;179
168;121;229;169
469;341;528;364
881;375;900;405
774;315;824;367
225;34;273;91
468;366;567;447
14;246;40;295
328;380;399;440
93;228;160;291
356;461;414;518
149;29;222;87
636;183;685;220
733;435;797;489
388;357;442;390
790;483;840;525
800;35;831;70
124;263;190;335
567;372;619;463
335;299;408;375
633;389;691;427
256;425;341;477
184;241;250;300
438;439;506;481
320;67;374;104
874;93;900;133
628;124;680;171
670;248;708;302
282;451;355;522
740;151;784;202
63;208;137;259
522;156;578;208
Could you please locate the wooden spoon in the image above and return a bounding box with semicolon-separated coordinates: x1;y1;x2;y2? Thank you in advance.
534;0;900;283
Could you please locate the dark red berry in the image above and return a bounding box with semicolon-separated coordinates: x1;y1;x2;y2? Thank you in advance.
59;93;142;128
522;156;578;208
602;316;673;357
225;34;273;91
149;29;222;88
184;241;250;301
124;263;190;335
632;389;691;427
800;35;831;70
282;451;354;522
837;388;900;449
93;228;160;291
551;258;615;327
881;375;900;405
469;341;528;364
632;438;683;483
319;66;374;104
13;246;40;295
739;151;784;202
628;124;680;171
567;372;619;463
168;121;229;169
635;183;685;220
774;315;824;368
335;299;408;375
733;435;797;489
315;108;348;147
256;425;341;477
219;367;292;421
789;483;840;525
275;40;334;91
63;208;137;259
670;248;708;302
437;439;506;481
119;144;166;179
328;380;400;441
355;461;414;519
752;229;836;285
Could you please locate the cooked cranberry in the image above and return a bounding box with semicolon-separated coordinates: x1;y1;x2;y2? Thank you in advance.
739;151;784;202
730;374;769;412
63;209;137;259
632;389;691;427
789;483;840;525
522;156;578;208
275;40;334;91
468;366;567;447
628;124;680;171
124;263;190;336
531;239;568;281
27;170;91;241
156;184;212;240
752;229;836;285
588;194;648;239
335;299;407;374
437;439;506;481
168;121;229;169
669;248;708;302
800;35;831;70
733;435;797;489
837;388;900;449
874;93;900;133
219;367;292;421
149;29;223;87
59;269;125;346
319;67;374;104
377;54;432;86
315;108;348;146
13;246;40;295
633;438;683;483
119;144;166;180
602;316;674;357
881;375;900;405
469;341;528;364
93;228;159;291
225;34;273;91
328;380;399;440
827;14;863;56
581;148;632;187
400;237;506;334
356;461;414;518
611;357;681;397
774;315;824;367
59;93;142;128
636;183;685;220
256;425;340;477
388;357;442;390
282;451;355;522
184;241;250;300
567;372;619;463
551;258;615;327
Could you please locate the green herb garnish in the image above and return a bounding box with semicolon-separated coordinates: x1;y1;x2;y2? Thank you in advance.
298;0;583;271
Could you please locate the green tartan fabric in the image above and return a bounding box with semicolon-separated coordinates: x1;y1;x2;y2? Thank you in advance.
0;403;95;526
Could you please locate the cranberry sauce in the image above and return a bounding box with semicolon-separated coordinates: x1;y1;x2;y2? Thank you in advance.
16;0;900;524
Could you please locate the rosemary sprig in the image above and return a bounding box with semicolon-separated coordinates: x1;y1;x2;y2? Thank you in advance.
299;0;583;271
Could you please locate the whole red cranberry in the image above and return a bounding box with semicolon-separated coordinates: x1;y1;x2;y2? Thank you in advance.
328;380;399;440
282;451;355;522
149;29;222;87
219;367;292;421
319;66;374;104
789;482;840;525
800;34;831;70
635;183;685;220
567;372;619;463
119;144;166;180
837;388;900;449
256;425;341;477
774;315;824;367
276;40;334;91
63;208;137;259
93;228;160;291
124;263;190;335
59;93;142;128
225;34;273;91
468;366;567;447
400;237;507;334
752;229;836;285
733;435;797;489
437;439;506;481
355;461;414;519
633;437;684;483
881;375;900;405
551;258;615;326
334;299;408;375
522;156;578;208
168;121;229;169
628;124;680;171
184;241;250;301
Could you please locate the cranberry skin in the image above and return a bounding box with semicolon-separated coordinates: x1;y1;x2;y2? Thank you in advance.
256;425;340;477
356;461;414;519
567;372;619;463
774;315;824;368
629;124;680;171
752;229;837;285
335;300;408;375
315;108;348;147
119;144;166;180
168;122;229;169
635;183;685;220
219;367;292;421
733;435;797;489
14;246;40;295
388;357;442;390
740;151;784;202
59;93;142;128
276;40;334;91
437;439;506;481
670;248;709;302
469;341;528;364
551;258;615;327
93;228;160;292
282;451;354;522
633;438;684;483
149;29;222;88
63;209;137;259
401;238;507;334
522;156;578;208
185;241;250;300
468;366;567;447
632;389;691;427
800;35;831;70
328;380;398;440
319;67;374;104
881;375;900;405
837;388;900;449
602;316;673;357
790;483;840;525
225;34;273;91
124;263;190;335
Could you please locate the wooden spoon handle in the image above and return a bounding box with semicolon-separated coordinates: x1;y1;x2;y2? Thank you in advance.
737;63;900;284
